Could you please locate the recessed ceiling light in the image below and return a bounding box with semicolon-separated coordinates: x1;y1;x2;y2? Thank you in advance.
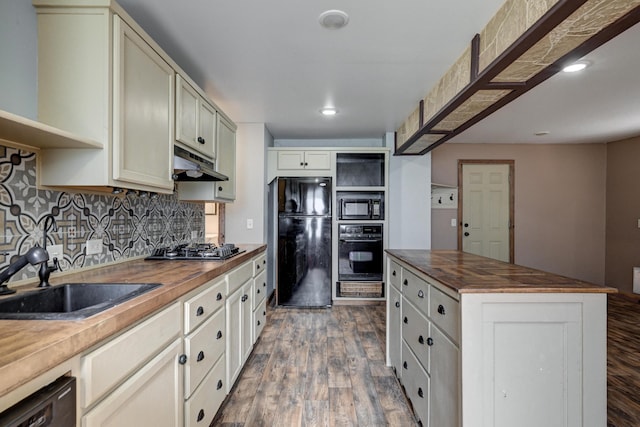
562;61;590;73
321;107;337;116
319;10;349;29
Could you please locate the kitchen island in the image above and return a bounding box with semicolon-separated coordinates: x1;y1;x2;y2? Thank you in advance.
386;249;615;427
0;244;266;425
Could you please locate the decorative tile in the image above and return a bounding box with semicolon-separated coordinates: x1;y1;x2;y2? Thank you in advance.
0;144;205;285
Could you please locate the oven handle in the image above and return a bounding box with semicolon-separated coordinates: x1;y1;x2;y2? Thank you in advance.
339;239;382;243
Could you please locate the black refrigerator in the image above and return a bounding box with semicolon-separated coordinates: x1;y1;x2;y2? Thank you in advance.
277;177;332;307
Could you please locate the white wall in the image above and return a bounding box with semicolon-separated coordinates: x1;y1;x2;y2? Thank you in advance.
386;132;431;249
0;1;37;118
225;123;271;244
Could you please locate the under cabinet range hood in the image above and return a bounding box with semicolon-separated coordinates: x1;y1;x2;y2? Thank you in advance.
173;145;228;182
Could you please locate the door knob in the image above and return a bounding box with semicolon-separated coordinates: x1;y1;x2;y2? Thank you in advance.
464;232;470;237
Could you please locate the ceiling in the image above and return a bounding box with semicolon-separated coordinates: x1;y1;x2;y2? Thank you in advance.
116;0;640;146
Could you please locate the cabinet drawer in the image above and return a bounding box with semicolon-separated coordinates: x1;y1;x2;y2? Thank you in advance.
401;341;430;426
184;307;225;398
254;298;267;340
185;354;226;427
184;279;226;334
227;261;253;295
402;298;430;372
402;268;429;316
389;260;401;291
430;285;460;344
253;253;266;276
81;303;181;409
253;270;267;309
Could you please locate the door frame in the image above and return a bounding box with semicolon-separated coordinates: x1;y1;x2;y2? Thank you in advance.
457;159;515;263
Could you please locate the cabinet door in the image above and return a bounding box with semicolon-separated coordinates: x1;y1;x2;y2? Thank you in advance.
215;115;236;201
304;151;331;170
241;281;253;364
198;101;217;159
225;287;242;392
176;75;199;150
112;17;174;190
277;151;305;170
388;284;402;377
82;338;183;427
430;325;460;427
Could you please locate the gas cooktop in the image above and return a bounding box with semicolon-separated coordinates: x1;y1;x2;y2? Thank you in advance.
145;243;245;261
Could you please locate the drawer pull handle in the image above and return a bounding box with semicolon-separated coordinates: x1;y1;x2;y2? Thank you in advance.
395;301;400;308
403;361;408;369
427;337;434;346
197;136;206;145
217;380;223;390
418;290;424;298
257;264;260;270
418;335;424;345
438;304;446;315
216;293;223;301
197;351;205;362
258;320;261;326
403;316;408;324
403;279;408;286
257;289;261;294
179;354;187;365
263;260;266;265
196;306;204;316
263;282;266;287
263;310;266;316
392;270;396;276
418;388;424;398
242;294;248;302
197;409;205;422
217;330;223;339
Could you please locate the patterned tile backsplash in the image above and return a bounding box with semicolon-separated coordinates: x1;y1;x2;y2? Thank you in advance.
0;144;204;284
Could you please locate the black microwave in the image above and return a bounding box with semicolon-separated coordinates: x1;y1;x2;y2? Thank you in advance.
337;192;384;220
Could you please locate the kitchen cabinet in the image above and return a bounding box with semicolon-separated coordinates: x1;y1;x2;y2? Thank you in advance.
387;261;402;378
81;302;183;426
34;3;175;193
278;150;331;171
176;74;216;160
387;252;608;427
176;113;237;202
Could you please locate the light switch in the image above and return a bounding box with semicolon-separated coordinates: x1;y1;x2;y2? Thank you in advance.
637;219;640;228
634;267;640;294
247;219;254;229
451;218;457;227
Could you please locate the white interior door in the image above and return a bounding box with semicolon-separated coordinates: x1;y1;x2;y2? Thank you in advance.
461;163;511;262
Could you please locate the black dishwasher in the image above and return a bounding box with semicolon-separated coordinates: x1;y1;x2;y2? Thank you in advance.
0;376;76;427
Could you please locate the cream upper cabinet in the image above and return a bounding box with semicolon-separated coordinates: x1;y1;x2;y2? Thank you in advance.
33;2;175;193
277;150;331;171
215;114;236;201
176;74;216;160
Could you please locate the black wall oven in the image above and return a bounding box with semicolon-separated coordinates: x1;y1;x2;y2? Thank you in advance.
338;224;383;282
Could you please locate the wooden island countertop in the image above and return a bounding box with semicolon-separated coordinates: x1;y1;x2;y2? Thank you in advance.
0;244;266;397
386;249;616;294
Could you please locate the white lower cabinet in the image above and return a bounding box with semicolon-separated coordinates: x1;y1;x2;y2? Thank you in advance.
387;254;608;427
185;354;226;427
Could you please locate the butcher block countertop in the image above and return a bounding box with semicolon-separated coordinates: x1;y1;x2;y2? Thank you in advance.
0;244;266;397
387;249;616;294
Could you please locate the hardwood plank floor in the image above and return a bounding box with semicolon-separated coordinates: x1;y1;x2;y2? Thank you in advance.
213;304;417;426
215;293;640;427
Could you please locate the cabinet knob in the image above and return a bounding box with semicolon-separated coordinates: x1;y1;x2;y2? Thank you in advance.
427;337;434;346
217;330;223;340
197;136;205;144
418;388;424;398
437;304;446;315
218;186;223;191
418;290;424;298
196;306;204;316
178;354;187;365
418;335;424;345
300;162;304;166
197;351;205;362
403;316;408;324
197;409;205;422
403;279;408;286
217;380;223;390
395;301;400;308
403;361;408;369
304;162;308;166
216;293;223;301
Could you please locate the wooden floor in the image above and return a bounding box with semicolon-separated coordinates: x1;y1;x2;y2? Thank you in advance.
213;303;417;426
608;293;640;427
214;293;640;427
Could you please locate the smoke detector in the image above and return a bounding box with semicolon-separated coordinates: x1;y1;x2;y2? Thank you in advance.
319;10;349;29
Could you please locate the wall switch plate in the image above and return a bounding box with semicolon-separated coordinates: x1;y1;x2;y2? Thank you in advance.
191;230;198;239
247;219;254;229
47;244;63;260
86;239;103;255
637;219;640;228
451;218;457;227
634;267;640;294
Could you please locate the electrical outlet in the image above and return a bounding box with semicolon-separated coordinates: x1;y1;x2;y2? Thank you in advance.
451;218;457;227
86;239;103;255
47;244;63;260
247;219;254;229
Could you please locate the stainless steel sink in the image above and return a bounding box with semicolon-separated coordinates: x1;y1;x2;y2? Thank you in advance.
0;283;162;320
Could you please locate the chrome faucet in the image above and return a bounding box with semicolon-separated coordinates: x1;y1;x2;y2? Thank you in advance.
0;246;49;295
38;214;61;288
